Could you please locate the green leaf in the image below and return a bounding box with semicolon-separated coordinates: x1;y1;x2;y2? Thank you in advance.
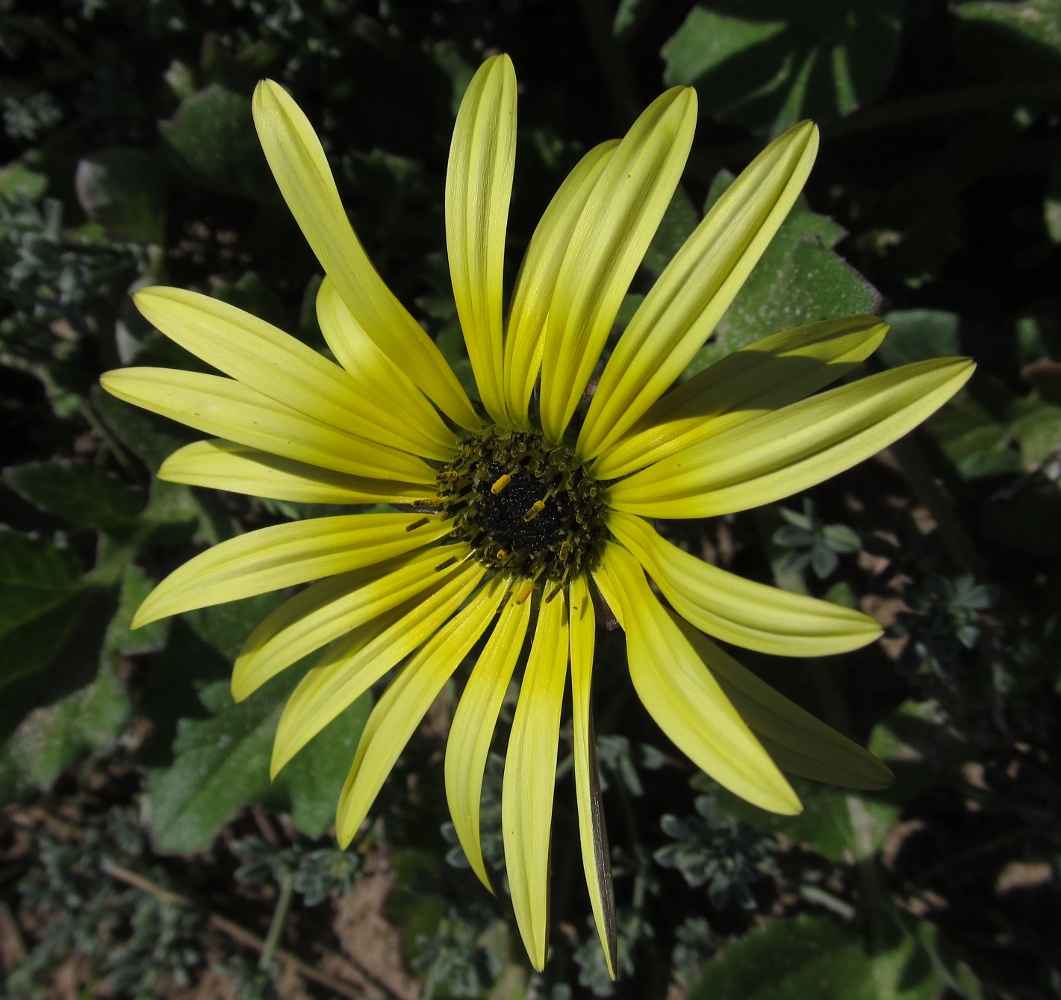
94;390;199;473
982;477;1061;556
1010;401;1061;468
925;386;1061;479
614;0;658;39
211;270;288;330
1045;154;1061;243
0;660;131;804
0;531;118;743
149;667;372;851
956;0;1061;81
711;778;898;862
148;674;285;853
0;159;48;201
145;593;369;847
268;691;373;837
104;564;169;657
138;619;232;769
688;179;880;374
876;310;962;368
690;914;947;1000
642;185;699;276
74;148;167;244
926;398;1017;479
5;462;146;538
182;591;287;661
689;915;857;1000
159;84;272;201
868;700;969;802
662;0;903;134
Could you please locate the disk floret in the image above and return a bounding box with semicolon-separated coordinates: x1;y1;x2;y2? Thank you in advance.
437;427;606;587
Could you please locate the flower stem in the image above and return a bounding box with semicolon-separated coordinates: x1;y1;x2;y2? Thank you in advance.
575;0;641;126
888;434;985;580
259;870;295;973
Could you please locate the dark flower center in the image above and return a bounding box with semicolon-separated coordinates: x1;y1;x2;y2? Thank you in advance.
436;427;606;588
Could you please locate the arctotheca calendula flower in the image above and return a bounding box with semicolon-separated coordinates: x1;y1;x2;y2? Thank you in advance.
103;55;973;975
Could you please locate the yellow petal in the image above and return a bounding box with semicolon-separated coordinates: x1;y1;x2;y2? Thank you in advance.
503;141;618;427
608;357;975;518
445;588;531;890
252;80;478;428
673;616;894;791
100;368;436;485
335;575;509;846
272;560;486;778
593;314;886;479
314;279;458;459
446;54;516;425
133;286;455;461
596;544;800;814
569;575;616;979
158;439;433;505
133;513;451;627
503;591;569;971
608;511;881;656
579;122;820;461
232;544;467;701
539;87;697;443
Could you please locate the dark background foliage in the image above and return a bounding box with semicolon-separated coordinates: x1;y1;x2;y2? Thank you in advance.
1;1;1060;998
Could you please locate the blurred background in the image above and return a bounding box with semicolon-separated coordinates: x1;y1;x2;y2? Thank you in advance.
1;1;1060;998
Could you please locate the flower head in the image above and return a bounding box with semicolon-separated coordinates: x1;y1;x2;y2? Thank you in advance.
102;55;973;975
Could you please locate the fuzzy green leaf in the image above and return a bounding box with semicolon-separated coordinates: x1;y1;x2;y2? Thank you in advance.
5;462;146;538
708;776;898;862
0;531;117;743
74;148;167;244
687;180;880;374
159;84;273;201
689;914;947;1000
0;660;130;804
877;310;961;368
662;0;903;134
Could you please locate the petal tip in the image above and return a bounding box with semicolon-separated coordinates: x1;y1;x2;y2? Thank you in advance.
335;799;367;850
131;285;164;309
231;670;254;705
129;603;157;630
860;756;896;791
268;742;288;780
774;789;804;816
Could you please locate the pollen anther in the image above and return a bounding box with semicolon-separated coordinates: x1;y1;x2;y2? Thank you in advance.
523;499;546;522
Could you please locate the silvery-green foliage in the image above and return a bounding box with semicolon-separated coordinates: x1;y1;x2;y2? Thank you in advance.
890;574;995;677
8;810;204;1000
773;498;861;580
3;93;62;141
442;751;507;887
654;796;776;910
231;835;361;905
412;904;505;1000
573;909;654;998
671;916;717;988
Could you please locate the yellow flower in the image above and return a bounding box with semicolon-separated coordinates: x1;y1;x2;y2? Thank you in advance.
102;55;973;974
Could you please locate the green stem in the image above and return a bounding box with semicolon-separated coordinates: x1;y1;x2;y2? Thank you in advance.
575;0;641;126
848;796;887;955
822;80;1061;137
888;435;986;580
855;856;888;955
80;399;137;476
259;871;295;973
